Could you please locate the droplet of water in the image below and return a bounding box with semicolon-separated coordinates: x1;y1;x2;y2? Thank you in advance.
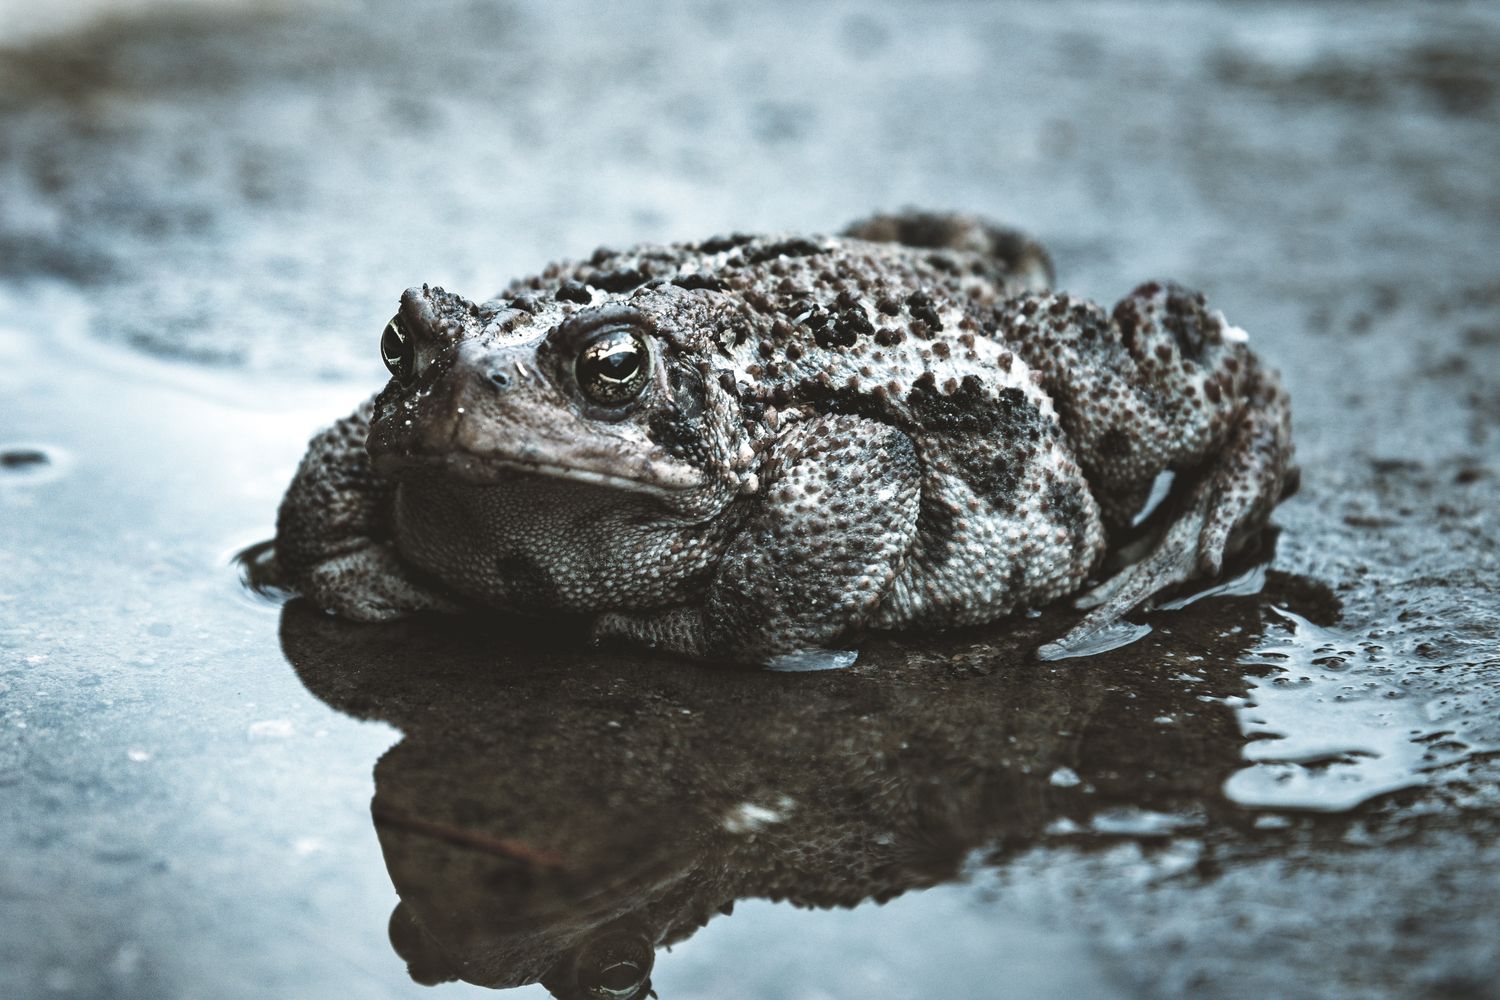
1089;807;1200;837
1048;766;1082;788
722;797;795;834
766;648;859;672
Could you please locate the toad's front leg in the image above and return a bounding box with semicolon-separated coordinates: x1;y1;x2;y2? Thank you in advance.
593;415;922;664
273;400;461;621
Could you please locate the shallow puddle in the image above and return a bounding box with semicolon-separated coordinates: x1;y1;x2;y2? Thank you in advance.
257;559;1363;996
1224;608;1492;813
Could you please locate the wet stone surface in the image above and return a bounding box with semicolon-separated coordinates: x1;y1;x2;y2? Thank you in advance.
3;1;1500;998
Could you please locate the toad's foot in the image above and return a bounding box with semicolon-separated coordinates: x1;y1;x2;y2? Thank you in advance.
294;543;463;622
1036;503;1206;661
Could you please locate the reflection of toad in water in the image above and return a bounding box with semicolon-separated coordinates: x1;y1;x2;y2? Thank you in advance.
279;570;1332;998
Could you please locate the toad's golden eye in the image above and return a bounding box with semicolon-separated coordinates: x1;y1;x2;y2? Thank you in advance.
380;315;415;384
575;328;650;405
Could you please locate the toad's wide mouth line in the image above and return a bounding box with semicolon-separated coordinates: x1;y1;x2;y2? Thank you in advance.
372;450;703;495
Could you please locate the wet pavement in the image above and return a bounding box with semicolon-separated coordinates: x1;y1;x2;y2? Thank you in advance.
3;1;1500;998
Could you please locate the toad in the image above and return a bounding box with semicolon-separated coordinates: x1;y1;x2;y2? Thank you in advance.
270;211;1295;663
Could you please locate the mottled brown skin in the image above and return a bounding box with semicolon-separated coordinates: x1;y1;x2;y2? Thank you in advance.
271;211;1295;663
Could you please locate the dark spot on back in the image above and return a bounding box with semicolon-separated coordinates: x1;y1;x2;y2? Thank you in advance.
796;378;891;424
1161;286;1212;358
924;253;960;275
554;280;591;304
907;375;1028;436
671;272;727;292
1112;298;1143;352
586;267;651;293
814;326;854;350
906;290;943;331
965;452;1022;500
817;303;872;350
906;378;1043;500
697;233;755;254
745;238;827;265
1046;475;1089;536
872;212;966;249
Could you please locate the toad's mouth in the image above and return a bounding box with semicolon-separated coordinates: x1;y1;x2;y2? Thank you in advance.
372;450;705;496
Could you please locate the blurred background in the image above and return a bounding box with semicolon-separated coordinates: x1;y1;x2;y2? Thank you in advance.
2;2;1499;998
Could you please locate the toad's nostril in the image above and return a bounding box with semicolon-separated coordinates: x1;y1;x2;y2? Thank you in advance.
489;370;512;388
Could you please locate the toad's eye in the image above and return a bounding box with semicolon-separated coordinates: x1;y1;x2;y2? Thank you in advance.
575;328;650;405
575;930;653;1000
381;315;415;384
583;958;649;1000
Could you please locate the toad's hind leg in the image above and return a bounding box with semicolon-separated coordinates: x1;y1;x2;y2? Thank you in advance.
842;209;1054;294
1037;360;1294;660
